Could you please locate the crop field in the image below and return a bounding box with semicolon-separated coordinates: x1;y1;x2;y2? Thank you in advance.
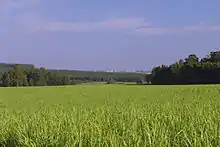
0;85;220;146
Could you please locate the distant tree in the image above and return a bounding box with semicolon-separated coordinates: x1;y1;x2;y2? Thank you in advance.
100;77;104;82
28;78;34;86
1;72;11;87
185;54;199;67
47;72;58;86
8;65;27;86
61;75;71;85
106;78;116;84
0;73;2;86
210;51;220;62
38;67;48;86
145;74;152;84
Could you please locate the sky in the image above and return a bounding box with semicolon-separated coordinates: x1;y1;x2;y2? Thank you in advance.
1;0;220;71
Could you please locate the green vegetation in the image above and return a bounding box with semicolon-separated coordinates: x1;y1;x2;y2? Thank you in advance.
0;63;34;73
151;50;220;84
3;50;220;87
0;85;220;146
0;63;145;87
1;50;220;146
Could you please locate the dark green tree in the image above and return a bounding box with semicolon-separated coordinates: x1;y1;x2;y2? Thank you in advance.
1;72;11;87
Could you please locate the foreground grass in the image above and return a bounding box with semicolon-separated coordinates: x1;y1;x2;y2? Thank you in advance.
0;85;220;146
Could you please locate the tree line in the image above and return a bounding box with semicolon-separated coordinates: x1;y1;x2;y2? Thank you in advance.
0;65;75;87
4;50;220;87
150;50;220;85
0;64;145;87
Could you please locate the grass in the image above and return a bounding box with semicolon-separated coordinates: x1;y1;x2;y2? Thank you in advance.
0;85;220;146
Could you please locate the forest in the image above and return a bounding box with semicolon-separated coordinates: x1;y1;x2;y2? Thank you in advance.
1;50;220;87
150;50;220;84
0;63;145;87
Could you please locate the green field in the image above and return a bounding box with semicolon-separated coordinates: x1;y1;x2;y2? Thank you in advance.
0;85;220;146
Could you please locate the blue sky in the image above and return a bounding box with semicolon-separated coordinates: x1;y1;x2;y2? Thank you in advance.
1;0;220;71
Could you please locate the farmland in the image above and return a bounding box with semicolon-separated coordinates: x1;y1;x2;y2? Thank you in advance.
0;84;220;146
